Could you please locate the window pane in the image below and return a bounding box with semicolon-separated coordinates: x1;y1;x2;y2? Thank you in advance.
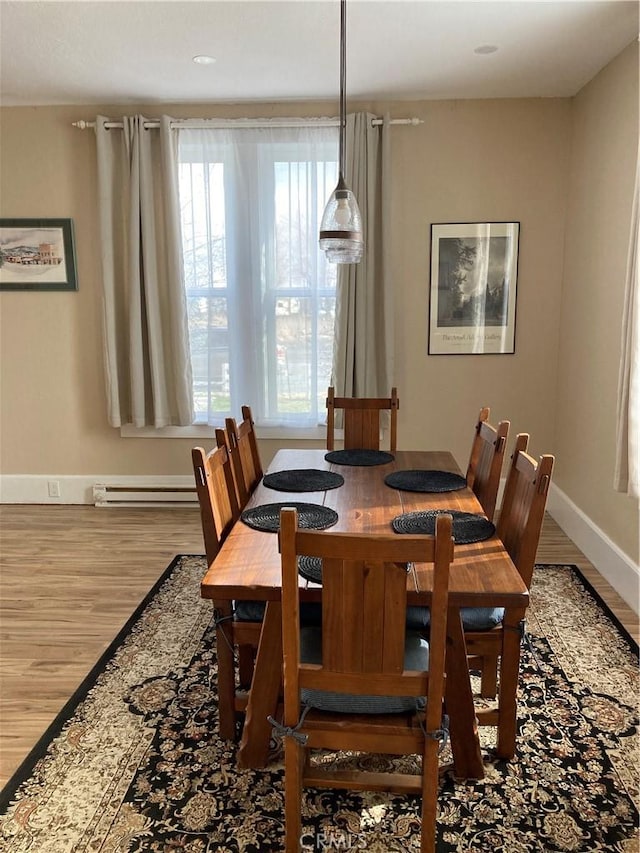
180;162;227;289
188;295;230;419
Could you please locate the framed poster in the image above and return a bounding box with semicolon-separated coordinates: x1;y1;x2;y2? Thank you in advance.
428;222;519;354
0;219;78;291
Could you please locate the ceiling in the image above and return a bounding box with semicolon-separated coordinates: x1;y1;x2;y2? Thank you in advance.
1;0;638;107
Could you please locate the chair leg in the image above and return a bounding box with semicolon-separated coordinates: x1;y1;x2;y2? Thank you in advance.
284;739;305;852
420;737;439;853
479;654;499;698
237;644;255;689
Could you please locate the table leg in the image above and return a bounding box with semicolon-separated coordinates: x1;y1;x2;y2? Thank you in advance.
237;600;283;769
495;607;526;759
445;606;485;780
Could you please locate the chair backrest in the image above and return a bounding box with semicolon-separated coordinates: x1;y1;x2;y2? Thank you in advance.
279;507;453;730
191;434;240;565
466;407;510;521
326;386;399;451
496;433;555;588
225;405;263;508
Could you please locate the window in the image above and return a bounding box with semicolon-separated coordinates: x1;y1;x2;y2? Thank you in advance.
177;125;338;428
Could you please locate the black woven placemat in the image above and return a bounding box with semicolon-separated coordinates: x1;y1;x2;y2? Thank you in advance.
298;556;323;584
324;449;395;467
384;469;467;493
297;555;413;585
262;469;344;493
392;509;496;543
240;502;339;533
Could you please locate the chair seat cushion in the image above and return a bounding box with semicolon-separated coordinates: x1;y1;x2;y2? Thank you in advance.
299;602;323;626
234;600;323;626
405;605;431;631
299;628;429;714
461;606;505;631
404;605;505;632
234;599;266;621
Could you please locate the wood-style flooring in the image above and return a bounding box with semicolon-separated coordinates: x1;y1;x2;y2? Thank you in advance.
0;504;637;789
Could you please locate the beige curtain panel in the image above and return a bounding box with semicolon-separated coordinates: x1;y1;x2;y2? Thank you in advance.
95;115;193;428
331;113;394;405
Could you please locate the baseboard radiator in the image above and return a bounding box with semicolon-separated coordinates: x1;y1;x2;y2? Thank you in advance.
93;482;198;508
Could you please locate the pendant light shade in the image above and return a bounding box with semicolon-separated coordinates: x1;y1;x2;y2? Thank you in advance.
319;179;363;263
319;0;363;264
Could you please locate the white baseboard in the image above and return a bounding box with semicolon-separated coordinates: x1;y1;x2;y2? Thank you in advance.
546;483;640;615
0;475;196;506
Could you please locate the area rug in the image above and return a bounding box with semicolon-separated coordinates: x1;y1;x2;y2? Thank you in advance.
0;557;637;852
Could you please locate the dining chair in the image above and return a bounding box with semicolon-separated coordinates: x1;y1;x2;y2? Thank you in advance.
224;405;263;508
464;433;555;755
325;386;399;452
466;406;510;521
276;507;454;853
192;434;264;741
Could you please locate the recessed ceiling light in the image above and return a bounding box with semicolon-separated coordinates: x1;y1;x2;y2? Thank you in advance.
193;54;216;65
474;45;498;55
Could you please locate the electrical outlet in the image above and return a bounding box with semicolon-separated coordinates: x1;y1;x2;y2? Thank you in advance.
48;480;61;498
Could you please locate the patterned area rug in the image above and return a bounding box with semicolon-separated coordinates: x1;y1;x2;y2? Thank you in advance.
0;557;637;852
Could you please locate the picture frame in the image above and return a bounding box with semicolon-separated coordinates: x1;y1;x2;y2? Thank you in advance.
0;218;78;291
428;222;519;354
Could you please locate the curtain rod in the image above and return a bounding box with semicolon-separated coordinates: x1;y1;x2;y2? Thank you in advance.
72;117;422;130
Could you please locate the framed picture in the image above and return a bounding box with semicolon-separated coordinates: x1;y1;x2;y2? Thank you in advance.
0;219;78;291
428;222;519;354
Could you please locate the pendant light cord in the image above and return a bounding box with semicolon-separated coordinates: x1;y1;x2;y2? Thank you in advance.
339;0;346;180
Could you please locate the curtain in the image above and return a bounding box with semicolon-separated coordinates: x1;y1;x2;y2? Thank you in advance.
331;113;393;399
95;115;193;427
177;122;337;428
614;147;640;497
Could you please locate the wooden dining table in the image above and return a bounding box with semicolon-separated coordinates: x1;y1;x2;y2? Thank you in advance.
200;447;529;780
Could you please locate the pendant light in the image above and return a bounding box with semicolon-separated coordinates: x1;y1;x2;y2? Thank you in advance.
319;0;363;264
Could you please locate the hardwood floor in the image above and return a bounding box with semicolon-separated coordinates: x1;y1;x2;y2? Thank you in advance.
0;504;203;789
0;504;637;790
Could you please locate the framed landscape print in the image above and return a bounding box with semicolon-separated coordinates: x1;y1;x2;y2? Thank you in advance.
428;222;519;354
0;219;78;291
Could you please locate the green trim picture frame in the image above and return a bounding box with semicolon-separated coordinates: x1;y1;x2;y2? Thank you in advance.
0;219;78;291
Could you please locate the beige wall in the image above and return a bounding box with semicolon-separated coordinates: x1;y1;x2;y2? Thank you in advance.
0;101;339;478
391;97;569;462
0;96;570;474
555;41;639;562
0;44;637;566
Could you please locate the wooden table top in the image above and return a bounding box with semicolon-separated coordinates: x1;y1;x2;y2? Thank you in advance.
200;448;529;609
